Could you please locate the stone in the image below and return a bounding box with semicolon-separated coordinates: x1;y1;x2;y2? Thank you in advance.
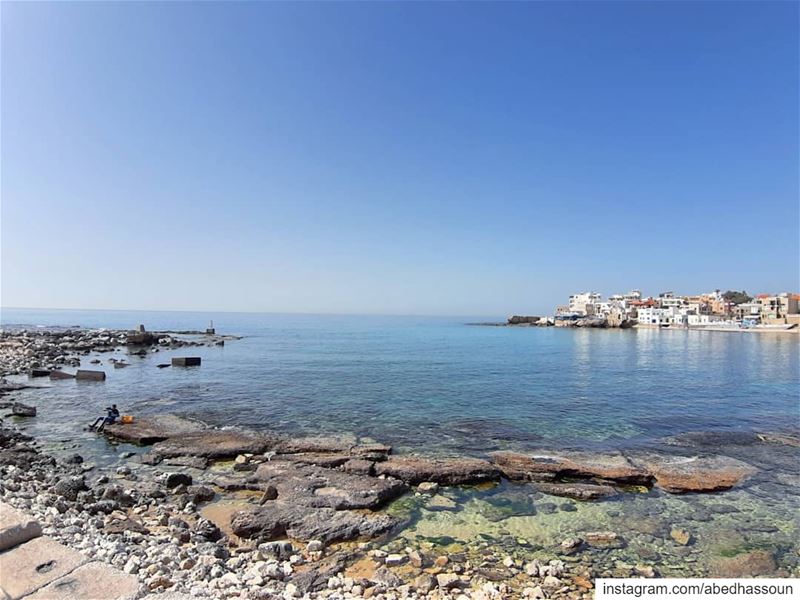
152;430;275;458
535;481;617;500
341;458;375;475
416;482;439;494
11;403;36;417
374;456;501;485
0;536;89;599
53;476;87;501
436;573;461;589
273;436;356;455
165;472;193;488
670;527;693;546
585;531;623;548
104;414;206;445
187;484;215;503
709;550;777;577
75;369;106;381
24;561;139;600
306;540;324;553
231;503;398;544
427;495;458;511
638;454;757;493
253;460;407;510
259;484;278;504
104;518;149;535
560;537;583;553
171;357;201;366
414;573;437;593
0;502;42;551
49;370;76;380
385;553;406;566
490;450;651;483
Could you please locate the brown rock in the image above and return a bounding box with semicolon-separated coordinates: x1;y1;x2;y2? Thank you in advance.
374;456;500;485
535;482;617;500
253;459;406;510
104;415;206;445
710;550;777;577
490;450;650;484
230;503;397;543
638;455;756;493
151;430;276;458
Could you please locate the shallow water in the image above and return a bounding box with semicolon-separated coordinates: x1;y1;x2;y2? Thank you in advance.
2;308;798;577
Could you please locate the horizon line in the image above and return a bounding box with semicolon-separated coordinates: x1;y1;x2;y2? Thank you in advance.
0;305;510;320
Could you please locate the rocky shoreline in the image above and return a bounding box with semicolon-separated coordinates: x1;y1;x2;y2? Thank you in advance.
2;392;793;600
0;327;239;376
0;418;588;600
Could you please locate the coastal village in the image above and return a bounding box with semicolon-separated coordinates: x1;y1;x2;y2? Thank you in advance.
509;290;800;331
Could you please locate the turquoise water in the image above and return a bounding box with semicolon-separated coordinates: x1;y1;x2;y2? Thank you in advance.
2;308;798;455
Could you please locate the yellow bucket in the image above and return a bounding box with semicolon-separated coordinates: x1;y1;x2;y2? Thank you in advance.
121;415;135;424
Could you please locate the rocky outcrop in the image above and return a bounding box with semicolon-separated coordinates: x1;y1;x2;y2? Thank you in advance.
104;415;207;445
150;430;277;459
635;454;757;493
534;482;618;500
374;456;500;485
230;503;398;544
251;459;407;510
491;449;756;494
490;450;651;484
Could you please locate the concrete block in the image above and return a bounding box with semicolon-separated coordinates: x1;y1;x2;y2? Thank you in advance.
171;357;201;367
75;370;106;381
49;371;76;380
24;561;140;600
0;502;42;551
0;536;88;599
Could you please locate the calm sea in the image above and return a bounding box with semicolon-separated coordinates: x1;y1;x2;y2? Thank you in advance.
2;307;798;456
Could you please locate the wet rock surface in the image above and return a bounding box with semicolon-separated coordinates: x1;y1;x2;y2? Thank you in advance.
105;415;207;445
374;456;501;485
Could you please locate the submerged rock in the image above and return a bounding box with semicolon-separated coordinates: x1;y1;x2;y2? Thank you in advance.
710;550;777;577
535;481;617;500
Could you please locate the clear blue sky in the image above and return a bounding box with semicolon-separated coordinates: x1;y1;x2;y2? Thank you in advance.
2;2;797;316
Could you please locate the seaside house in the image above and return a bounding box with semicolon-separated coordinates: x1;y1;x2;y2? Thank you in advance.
568;292;602;316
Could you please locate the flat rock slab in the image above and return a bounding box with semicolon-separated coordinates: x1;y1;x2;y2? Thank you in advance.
273;436;357;455
152;430;276;458
535;481;618;500
374;456;500;485
635;454;757;493
0;502;42;551
104;415;206;445
0;536;88;599
253;459;407;510
490;450;651;484
24;561;139;600
231;502;397;544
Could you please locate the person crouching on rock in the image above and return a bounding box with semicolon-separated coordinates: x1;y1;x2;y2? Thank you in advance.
90;404;120;432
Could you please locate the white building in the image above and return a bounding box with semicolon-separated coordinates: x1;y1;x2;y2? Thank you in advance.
568;292;602;316
637;306;686;326
687;314;726;326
